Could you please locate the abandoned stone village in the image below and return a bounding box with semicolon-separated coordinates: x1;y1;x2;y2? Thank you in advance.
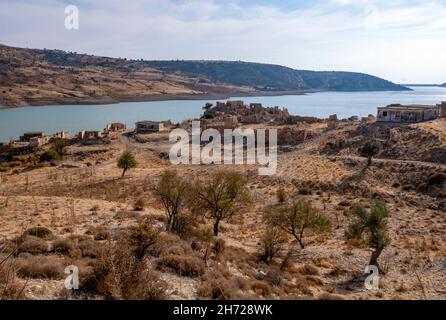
1;100;445;153
1;98;446;301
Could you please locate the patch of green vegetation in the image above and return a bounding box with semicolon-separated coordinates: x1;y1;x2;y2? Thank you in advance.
40;150;61;162
145;61;410;92
24;227;53;239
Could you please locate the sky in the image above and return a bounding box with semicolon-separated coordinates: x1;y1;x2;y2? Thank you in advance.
1;0;446;84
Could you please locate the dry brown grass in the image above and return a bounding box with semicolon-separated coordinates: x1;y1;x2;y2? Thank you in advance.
0;256;26;300
17;236;48;255
318;292;345;300
197;276;248;300
52;238;75;256
16;255;64;279
298;263;320;276
83;240;166;300
78;239;101;258
86;226;110;241
250;280;271;297
156;254;205;277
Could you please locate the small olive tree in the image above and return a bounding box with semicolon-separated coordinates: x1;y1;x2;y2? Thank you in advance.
151;170;189;232
264;198;330;249
117;151;137;178
190;171;251;236
359;141;381;166
52;138;67;159
346;200;390;271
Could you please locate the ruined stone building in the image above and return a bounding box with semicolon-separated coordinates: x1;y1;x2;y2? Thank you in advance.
437;102;446;118
53;131;70;140
201;115;238;133
327;114;339;129
377;104;439;123
205;101;291;124
135;121;171;134
105;123;127;133
78;130;102;140
20;132;45;142
29;136;51;148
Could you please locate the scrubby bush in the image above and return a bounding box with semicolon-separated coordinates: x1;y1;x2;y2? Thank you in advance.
358;141;381;166
147;233;191;258
40;150;61;162
52;238;74;255
346;200;390;270
16;255;64;279
171;213;195;238
24;227;53;239
298;184;312;195
85;241;166;300
151;170;189;232
78;239;101;258
133;198;146;211
117;151;137;178
86;226;110;241
197;276;247;300
276;187;287;204
156;255;205;277
250;280;271;297
0;239;15;254
212;238;226;260
127;218;159;260
264;267;282;286
298;263;320;276
17;236;48;255
0;257;25;300
259;227;285;263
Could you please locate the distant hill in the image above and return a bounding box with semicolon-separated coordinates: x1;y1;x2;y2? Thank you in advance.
145;60;410;92
0;43;410;108
440;83;446;87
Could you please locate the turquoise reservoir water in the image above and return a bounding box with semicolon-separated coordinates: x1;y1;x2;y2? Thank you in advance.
1;86;445;141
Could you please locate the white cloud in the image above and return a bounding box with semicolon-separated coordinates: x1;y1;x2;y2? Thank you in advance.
1;0;446;83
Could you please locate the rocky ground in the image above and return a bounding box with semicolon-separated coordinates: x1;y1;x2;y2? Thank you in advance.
0;118;445;300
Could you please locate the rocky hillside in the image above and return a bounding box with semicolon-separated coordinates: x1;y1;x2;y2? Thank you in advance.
145;61;410;92
0;43;409;108
0;44;254;108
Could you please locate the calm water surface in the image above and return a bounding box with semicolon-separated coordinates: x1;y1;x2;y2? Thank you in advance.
1;86;445;141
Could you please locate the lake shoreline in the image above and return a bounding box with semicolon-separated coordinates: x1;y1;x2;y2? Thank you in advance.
1;86;444;142
0;87;415;110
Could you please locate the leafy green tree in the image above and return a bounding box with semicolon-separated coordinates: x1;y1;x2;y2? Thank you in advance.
359;141;381;166
191;171;251;236
152;170;189;231
52;138;67;159
264;198;330;249
41;150;61;162
117;151;137;178
203;103;213;111
346;201;390;270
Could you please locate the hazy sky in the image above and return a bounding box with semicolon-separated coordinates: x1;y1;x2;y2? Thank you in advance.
1;0;446;84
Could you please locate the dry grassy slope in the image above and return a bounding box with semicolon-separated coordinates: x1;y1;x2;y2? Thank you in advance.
0;44;254;107
0;121;445;300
